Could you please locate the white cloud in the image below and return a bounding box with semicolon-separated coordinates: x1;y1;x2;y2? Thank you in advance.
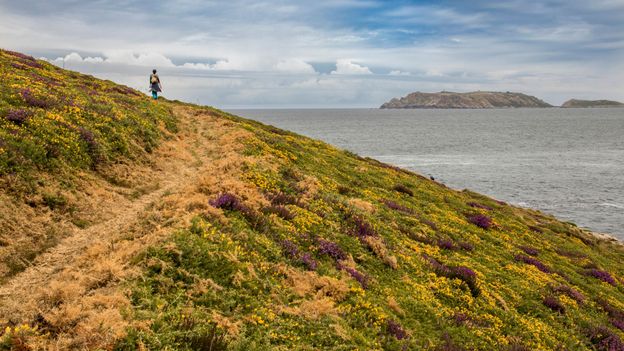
103;51;175;67
331;59;372;75
273;59;316;74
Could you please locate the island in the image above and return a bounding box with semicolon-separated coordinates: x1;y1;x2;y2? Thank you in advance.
561;99;624;108
380;91;553;109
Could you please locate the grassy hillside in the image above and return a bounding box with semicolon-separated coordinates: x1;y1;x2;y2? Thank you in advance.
1;50;624;351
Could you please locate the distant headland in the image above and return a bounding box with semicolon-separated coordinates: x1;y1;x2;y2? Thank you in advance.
380;91;552;109
561;99;624;108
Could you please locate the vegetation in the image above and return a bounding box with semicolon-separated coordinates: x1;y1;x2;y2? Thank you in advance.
1;50;624;350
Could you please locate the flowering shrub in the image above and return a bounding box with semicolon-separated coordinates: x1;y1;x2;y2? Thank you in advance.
424;255;480;297
519;245;539;256
209;193;246;212
436;238;456;250
318;239;347;261
341;265;369;289
551;284;585;303
514;254;551;273
268;192;299;206
382;199;414;214
385;319;407;340
281;239;299;258
20;88;55;109
467;202;492;211
467;214;492;229
351;215;376;238
4;109;31;125
300;253;318;271
265;205;294;220
393;184;414;196
421;219;438;231
543;295;565;314
586;269;617;286
585;326;624;351
597;299;624;332
458;241;474;251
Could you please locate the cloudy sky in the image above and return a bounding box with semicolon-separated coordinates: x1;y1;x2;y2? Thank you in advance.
1;0;623;108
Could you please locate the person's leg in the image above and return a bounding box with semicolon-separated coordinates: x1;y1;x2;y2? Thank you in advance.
152;91;157;99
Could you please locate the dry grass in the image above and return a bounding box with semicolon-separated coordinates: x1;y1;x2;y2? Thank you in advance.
0;106;255;350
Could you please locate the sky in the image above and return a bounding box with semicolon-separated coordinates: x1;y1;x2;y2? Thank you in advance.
1;0;623;108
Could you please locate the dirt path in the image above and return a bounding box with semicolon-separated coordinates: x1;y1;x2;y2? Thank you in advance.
0;106;253;349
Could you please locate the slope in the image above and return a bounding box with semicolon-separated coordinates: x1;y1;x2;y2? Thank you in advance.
1;50;624;351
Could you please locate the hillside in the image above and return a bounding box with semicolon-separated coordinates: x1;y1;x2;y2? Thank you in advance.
1;49;624;351
562;99;624;108
380;91;553;109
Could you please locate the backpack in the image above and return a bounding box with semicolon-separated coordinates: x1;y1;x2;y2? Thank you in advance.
150;74;158;84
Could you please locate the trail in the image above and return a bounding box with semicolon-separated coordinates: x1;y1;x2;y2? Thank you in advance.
0;106;252;349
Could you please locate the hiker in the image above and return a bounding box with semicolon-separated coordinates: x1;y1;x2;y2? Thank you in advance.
149;69;162;99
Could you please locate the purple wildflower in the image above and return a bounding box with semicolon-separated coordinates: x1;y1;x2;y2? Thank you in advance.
393;184;414;196
612;319;624;332
268;192;299;206
4;109;31;125
514;254;552;273
436;238;456;250
20;88;53;108
543;295;565;314
467;214;492;229
386;319;408;340
352;215;376;238
281;239;299;258
458;241;474;251
585;326;624;351
453;312;470;325
421;219;438;231
424;255;480;297
382;199;414;214
265;205;294;220
342;266;368;289
467;202;492;211
519;245;539;256
4;50;37;62
209;193;245;212
300;253;318;271
552;284;585;303
586;269;617;286
318;240;346;261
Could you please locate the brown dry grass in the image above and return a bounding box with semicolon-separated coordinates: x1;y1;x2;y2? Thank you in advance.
0;106;255;350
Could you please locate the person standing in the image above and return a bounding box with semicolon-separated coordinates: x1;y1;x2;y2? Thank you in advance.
149;69;162;99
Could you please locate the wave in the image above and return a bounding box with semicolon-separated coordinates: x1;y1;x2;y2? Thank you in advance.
600;203;624;209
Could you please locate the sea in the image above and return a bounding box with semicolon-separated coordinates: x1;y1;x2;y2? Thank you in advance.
227;108;624;239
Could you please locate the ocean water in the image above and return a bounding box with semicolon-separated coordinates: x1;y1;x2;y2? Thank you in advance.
227;108;624;238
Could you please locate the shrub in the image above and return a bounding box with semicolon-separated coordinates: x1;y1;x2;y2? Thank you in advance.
20;88;54;109
382;199;414;214
551;284;585;303
514;254;551;273
467;202;492;210
209;193;245;212
264;205;294;220
386;319;407;340
421;218;438;231
519;245;539;256
393;184;414;196
585;326;624;351
424;255;480;297
300;253;318;271
436;238;456;250
268;192;299;206
351;215;376;238
4;109;31;125
467;214;492;229
340;265;368;289
543;295;565;314
318;240;346;261
281;239;299;258
458;241;474;251
586;269;617;286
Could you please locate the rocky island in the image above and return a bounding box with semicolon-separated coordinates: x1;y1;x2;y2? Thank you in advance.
561;99;624;108
380;91;552;109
